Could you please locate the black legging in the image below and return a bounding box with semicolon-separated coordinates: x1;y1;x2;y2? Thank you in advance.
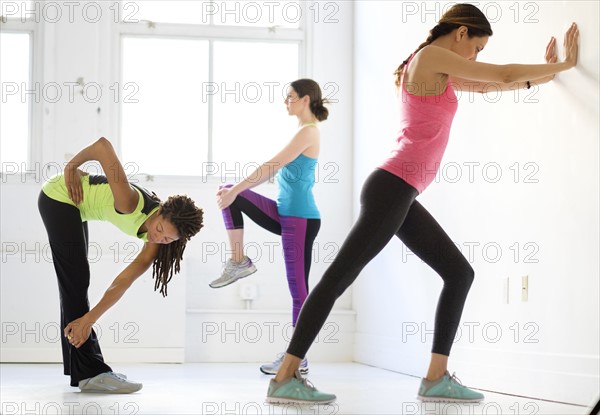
287;168;474;358
38;192;112;386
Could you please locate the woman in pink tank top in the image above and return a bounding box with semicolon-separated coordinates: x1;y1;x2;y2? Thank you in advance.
266;4;579;405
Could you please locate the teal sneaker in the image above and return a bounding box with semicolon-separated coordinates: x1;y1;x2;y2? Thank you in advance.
417;372;484;403
266;370;336;404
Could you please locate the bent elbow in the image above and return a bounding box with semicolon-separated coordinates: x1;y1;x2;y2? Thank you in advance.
94;137;118;163
96;136;114;150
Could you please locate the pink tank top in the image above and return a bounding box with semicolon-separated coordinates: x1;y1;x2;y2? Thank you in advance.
379;57;458;193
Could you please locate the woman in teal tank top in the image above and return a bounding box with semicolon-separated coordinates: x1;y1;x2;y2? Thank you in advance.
210;79;330;375
38;137;204;393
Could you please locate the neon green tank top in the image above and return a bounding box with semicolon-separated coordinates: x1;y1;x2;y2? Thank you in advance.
42;174;160;242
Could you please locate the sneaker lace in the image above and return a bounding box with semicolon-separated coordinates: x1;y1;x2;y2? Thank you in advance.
449;372;463;386
294;371;317;391
223;257;248;270
110;372;127;382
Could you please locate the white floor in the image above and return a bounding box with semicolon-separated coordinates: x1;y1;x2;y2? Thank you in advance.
0;363;593;415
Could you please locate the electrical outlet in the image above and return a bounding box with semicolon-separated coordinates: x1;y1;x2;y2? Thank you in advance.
521;275;529;302
240;283;257;301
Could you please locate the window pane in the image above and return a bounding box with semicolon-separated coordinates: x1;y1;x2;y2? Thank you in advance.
212;41;298;170
123;1;211;25
123;1;301;28
212;1;301;28
0;32;30;171
121;37;209;175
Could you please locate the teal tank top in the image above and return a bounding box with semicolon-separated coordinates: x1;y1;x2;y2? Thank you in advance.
276;153;320;219
42;174;160;242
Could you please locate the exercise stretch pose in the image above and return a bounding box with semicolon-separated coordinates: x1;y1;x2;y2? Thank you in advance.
38;137;204;393
210;79;329;375
265;4;579;404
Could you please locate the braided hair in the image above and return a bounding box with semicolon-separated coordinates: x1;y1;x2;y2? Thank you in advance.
394;3;493;87
151;195;204;297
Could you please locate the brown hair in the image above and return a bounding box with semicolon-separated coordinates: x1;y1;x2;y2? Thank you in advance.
290;79;330;122
394;3;493;87
152;195;204;297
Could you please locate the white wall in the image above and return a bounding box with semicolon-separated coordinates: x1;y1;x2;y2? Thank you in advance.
4;0;598;405
352;0;599;406
0;1;355;364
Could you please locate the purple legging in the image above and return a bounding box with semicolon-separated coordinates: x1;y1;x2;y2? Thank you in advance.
221;187;320;325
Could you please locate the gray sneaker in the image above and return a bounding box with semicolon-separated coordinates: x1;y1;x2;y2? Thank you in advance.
79;372;142;394
260;352;309;375
209;257;257;288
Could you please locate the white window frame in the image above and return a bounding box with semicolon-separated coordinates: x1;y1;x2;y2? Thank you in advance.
109;1;313;180
0;2;43;175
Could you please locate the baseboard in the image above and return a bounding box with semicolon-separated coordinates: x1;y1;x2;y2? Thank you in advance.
0;348;184;363
354;332;599;406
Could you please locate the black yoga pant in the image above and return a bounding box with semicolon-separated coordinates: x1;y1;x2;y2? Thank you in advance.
38;192;112;386
287;168;475;358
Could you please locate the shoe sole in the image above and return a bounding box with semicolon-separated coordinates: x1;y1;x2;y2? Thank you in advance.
265;396;336;405
417;395;483;403
209;267;257;288
79;386;143;394
260;367;309;375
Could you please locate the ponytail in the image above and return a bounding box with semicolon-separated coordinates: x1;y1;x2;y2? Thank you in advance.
309;98;329;122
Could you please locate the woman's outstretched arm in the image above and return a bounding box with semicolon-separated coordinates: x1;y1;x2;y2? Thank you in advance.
451;36;561;93
431;23;578;87
63;242;159;348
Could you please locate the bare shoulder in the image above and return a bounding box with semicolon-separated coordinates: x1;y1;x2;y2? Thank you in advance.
295;124;320;142
415;45;460;69
406;46;451;86
414;45;444;62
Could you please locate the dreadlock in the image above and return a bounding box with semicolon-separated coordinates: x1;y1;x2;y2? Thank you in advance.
394;3;493;87
152;195;204;297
